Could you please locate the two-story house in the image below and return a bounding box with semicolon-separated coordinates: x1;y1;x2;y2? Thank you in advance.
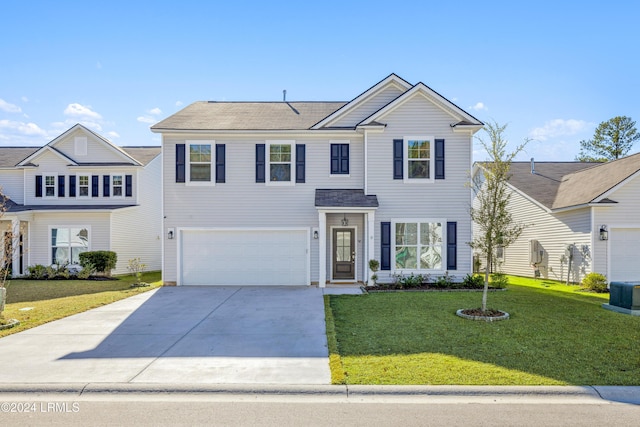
152;74;483;286
0;124;162;275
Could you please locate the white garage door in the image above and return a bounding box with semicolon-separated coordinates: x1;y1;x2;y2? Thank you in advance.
610;228;640;282
180;229;309;286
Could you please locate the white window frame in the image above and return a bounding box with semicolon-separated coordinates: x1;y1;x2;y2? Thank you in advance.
74;136;88;156
266;140;295;186
44;173;57;198
329;140;351;178
403;136;435;183
77;174;90;198
391;219;446;272
111;174;124;198
49;225;91;266
186;140;215;186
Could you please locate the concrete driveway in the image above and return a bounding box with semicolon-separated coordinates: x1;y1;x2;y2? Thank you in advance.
0;286;357;385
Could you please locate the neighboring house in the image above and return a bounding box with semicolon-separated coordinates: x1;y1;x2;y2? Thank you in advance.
152;74;484;287
474;155;640;283
0;124;162;276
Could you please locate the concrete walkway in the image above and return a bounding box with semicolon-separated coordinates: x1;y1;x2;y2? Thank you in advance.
0;286;361;385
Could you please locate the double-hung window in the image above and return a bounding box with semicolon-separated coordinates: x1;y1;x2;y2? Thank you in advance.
44;175;56;197
394;220;443;270
112;175;123;197
405;136;434;182
78;175;89;197
187;141;214;184
267;141;294;184
51;227;89;265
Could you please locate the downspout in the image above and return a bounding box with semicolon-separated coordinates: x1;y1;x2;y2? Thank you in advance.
364;129;368;195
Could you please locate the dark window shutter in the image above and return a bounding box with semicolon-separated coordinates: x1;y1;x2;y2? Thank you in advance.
447;221;457;270
393;139;403;179
435;139;445;180
35;175;43;198
103;175;110;197
256;144;265;183
215;144;225;183
69;175;76;197
58;175;65;197
176;144;185;183
91;175;99;197
125;175;133;197
330;144;349;174
296;144;305;183
381;222;391;271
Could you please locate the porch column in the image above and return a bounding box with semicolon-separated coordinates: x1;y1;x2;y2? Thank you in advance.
11;219;20;277
318;211;327;288
367;211;375;284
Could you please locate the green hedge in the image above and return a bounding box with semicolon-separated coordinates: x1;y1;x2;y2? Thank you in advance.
79;251;117;275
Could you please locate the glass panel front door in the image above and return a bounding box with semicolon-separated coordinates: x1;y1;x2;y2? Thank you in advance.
333;228;354;280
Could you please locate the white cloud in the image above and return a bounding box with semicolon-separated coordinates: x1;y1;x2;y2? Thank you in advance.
0;99;22;113
0;120;49;145
148;107;162;115
175;101;183;107
137;116;156;124
529;119;591;141
21;96;29;103
106;131;120;139
470;102;487;111
64;103;102;120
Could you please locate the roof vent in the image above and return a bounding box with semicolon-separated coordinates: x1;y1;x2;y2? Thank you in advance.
283;90;287;102
531;158;536;174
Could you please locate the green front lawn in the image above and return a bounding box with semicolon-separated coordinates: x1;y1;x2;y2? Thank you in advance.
327;276;640;385
0;272;161;338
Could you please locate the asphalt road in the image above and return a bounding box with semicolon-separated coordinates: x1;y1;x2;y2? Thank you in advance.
2;399;640;427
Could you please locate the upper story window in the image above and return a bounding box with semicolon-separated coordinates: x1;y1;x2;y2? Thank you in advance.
330;141;349;175
78;175;89;197
394;220;443;270
187;142;213;184
44;175;56;197
268;141;294;184
112;175;123;197
405;136;434;182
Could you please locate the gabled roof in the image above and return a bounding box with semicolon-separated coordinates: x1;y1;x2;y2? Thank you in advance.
310;73;412;129
151;102;346;132
358;82;483;130
17;124;143;167
0;147;40;168
505;154;640;210
120;147;161;166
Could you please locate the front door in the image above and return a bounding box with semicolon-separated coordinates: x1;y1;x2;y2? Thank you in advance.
333;228;355;280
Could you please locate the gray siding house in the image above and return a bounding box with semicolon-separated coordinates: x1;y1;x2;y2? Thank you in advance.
152;74;483;286
475;155;640;283
0;124;162;275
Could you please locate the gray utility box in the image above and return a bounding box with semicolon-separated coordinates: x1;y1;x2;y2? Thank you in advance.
609;282;640;310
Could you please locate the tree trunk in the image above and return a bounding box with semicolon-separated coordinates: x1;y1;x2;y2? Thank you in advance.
482;261;489;313
0;287;6;315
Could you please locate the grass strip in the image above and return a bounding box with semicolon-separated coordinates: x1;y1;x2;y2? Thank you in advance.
324;294;346;384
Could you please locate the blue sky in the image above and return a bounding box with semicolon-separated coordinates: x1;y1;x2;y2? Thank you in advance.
1;1;639;161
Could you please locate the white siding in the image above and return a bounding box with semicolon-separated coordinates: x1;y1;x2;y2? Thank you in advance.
482;184;592;283
0;169;25;203
111;155;162;274
331;85;406;128
162;135;365;283
367;94;474;282
53;128;133;164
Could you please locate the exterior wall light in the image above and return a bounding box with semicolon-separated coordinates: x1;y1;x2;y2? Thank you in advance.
313;230;319;239
167;228;175;240
599;225;608;241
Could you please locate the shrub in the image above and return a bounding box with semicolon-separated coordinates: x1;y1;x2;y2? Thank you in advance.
490;272;509;289
582;272;608;293
127;257;147;284
391;272;426;288
462;274;485;289
433;271;455;288
27;264;47;279
79;251;117;276
75;262;96;279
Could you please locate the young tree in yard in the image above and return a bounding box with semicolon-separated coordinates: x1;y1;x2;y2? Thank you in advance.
0;190;9;321
576;116;640;162
469;121;528;312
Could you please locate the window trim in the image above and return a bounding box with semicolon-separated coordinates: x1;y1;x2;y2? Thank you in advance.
49;225;91;266
329;140;350;177
403;136;435;183
186;140;215;186
43;173;57;198
266;140;296;186
391;218;446;272
111;174;124;198
77;174;90;198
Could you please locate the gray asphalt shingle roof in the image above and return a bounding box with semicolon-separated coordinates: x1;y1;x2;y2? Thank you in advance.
0;146;160;167
151;102;348;131
315;189;379;208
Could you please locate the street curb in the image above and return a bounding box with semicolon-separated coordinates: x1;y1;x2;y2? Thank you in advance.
0;384;637;404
